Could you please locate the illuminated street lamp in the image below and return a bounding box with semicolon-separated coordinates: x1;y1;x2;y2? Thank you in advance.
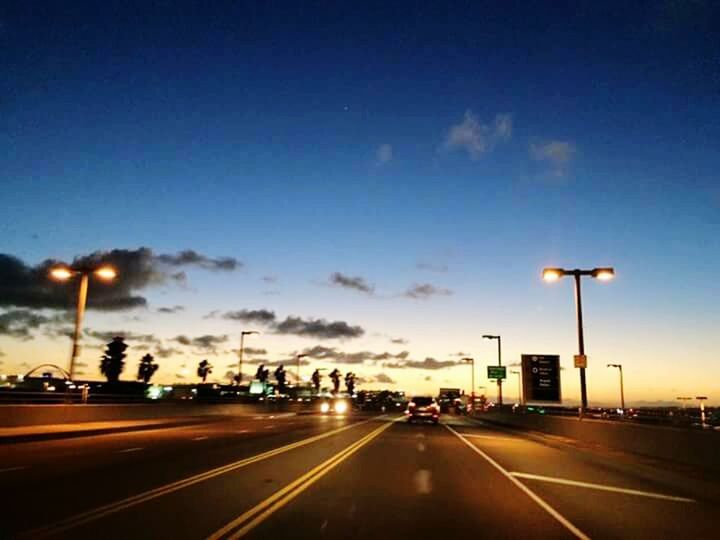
49;264;117;380
696;396;709;428
482;335;502;405
238;330;260;385
295;353;309;382
542;266;615;414
607;363;625;411
510;370;522;405
461;357;475;411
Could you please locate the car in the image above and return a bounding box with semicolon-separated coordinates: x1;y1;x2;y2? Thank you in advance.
319;397;350;415
406;396;440;424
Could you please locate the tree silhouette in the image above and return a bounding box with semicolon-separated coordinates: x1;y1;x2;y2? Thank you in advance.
100;337;127;383
197;359;212;383
137;353;159;383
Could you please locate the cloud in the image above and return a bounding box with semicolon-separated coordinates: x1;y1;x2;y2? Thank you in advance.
328;272;374;295
85;329;160;345
219;309;277;324
155;250;241;271
274;317;364;339
376;144;393;165
403;283;453;299
373;373;396;384
424;376;432;381
261;275;278;284
390;337;408;345
0;309;55;339
0;248;240;312
242;347;267;356
384;357;461;370
157;305;184;314
416;262;448;273
297;345;408;364
173;334;229;354
155;346;183;359
442;111;512;160
530;140;576;177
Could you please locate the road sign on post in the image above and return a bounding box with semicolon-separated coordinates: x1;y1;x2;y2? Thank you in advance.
521;354;562;403
487;366;507;380
573;354;587;368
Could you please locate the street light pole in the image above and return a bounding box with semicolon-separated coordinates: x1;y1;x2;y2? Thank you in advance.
482;335;502;405
50;265;117;381
296;353;309;382
462;358;475;412
238;330;259;385
607;364;625;410
542;266;614;416
511;370;522;405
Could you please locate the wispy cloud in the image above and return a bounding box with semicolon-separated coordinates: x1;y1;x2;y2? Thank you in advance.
328;272;374;295
384;357;462;370
376;143;393;165
530;140;576;177
403;283;453;299
416;262;448;273
442;110;512;160
156;305;184;314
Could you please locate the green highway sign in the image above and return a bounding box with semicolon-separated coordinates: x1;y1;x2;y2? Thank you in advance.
487;366;507;380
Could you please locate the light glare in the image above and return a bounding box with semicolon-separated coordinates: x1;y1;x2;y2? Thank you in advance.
95;266;117;280
50;267;73;281
542;268;562;282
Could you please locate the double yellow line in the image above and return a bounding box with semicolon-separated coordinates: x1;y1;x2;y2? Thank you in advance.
23;419;372;539
208;420;394;539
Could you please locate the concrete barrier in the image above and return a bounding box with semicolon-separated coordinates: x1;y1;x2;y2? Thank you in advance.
480;411;720;473
0;402;292;427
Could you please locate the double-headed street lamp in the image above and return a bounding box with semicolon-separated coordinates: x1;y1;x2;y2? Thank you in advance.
461;357;475;411
49;264;118;380
607;363;625;411
542;267;614;413
482;335;502;405
238;330;260;385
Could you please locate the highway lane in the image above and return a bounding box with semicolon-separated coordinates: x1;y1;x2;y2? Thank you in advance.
5;414;719;539
1;412;376;537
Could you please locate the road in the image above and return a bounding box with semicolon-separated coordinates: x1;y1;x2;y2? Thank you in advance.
2;412;718;539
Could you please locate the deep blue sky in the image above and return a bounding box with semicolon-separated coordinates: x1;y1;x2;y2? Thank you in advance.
1;1;719;403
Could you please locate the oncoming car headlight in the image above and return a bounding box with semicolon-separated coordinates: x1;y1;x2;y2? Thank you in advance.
320;402;330;413
334;400;348;414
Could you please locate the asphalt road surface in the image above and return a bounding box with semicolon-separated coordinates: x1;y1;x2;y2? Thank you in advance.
2;413;718;539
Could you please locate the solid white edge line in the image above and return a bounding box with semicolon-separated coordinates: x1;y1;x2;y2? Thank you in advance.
455;433;518;441
445;424;590;540
117;447;144;453
509;472;695;503
0;466;27;473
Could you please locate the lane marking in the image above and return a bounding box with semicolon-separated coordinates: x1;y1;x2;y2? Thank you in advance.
455;433;518;442
446;425;590;540
509;472;695;503
0;466;27;473
23;418;375;539
208;419;396;539
192;436;210;441
117;447;144;454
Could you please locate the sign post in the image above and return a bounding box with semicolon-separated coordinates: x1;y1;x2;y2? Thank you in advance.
521;355;562;404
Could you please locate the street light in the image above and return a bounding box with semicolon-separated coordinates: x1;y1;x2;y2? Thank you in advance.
510;370;522;405
696;396;709;428
542;266;615;414
482;335;502;405
295;353;309;382
238;330;260;385
49;264;117;380
607;364;625;411
461;358;475;411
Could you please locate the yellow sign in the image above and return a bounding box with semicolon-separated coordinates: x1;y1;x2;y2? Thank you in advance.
574;354;587;368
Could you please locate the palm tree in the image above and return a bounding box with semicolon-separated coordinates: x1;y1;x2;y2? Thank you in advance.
100;337;127;383
197;359;212;383
137;354;159;383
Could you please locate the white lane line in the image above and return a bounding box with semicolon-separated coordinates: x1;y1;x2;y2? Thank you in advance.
446;424;589;540
237;429;251;434
192;436;209;441
0;466;27;473
117;447;144;454
509;472;696;503
457;433;518;442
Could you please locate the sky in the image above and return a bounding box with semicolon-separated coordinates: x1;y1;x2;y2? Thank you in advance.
1;1;719;406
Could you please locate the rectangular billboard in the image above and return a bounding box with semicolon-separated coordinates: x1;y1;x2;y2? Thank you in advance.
521;354;561;403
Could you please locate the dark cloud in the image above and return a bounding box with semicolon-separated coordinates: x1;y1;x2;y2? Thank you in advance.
425;376;432;381
155;346;183;359
157;305;184;314
155;250;241;271
0;309;54;339
275;316;364;339
298;345;407;364
85;329;160;345
242;347;267;356
173;334;229;354
219;309;277;324
384;357;461;370
403;283;453;299
328;272;374;294
373;373;396;384
390;337;408;345
416;262;448;273
262;275;278;284
0;248;239;312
